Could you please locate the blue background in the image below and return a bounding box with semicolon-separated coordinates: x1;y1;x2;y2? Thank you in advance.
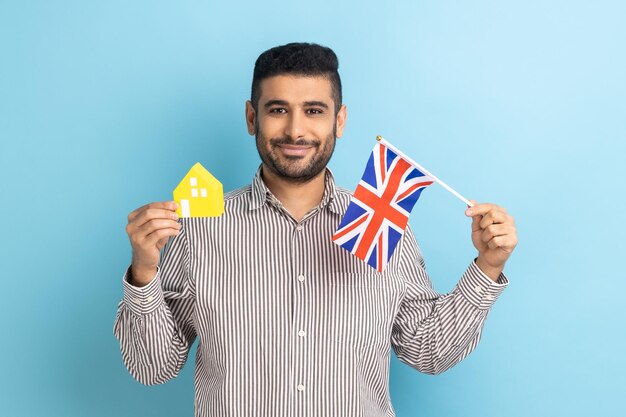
1;1;624;416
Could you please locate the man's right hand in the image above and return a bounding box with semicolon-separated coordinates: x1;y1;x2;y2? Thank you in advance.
125;201;181;287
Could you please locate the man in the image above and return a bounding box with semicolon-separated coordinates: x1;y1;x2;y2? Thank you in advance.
114;42;518;417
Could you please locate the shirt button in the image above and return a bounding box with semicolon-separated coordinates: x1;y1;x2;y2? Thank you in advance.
295;225;303;232
146;295;154;302
474;285;483;294
131;297;142;305
297;384;305;392
298;330;306;337
297;275;305;282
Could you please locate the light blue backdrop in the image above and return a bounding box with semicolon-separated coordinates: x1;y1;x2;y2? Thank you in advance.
1;1;624;416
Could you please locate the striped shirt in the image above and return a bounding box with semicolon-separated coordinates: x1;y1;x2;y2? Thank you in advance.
113;166;508;417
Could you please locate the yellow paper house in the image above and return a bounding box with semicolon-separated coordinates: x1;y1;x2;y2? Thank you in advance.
173;162;224;218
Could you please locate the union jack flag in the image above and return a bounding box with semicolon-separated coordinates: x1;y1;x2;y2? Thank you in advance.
332;142;434;272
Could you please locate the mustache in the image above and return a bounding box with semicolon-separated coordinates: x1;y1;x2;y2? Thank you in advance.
270;137;320;147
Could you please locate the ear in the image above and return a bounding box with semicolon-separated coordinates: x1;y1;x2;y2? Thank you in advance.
245;100;256;136
335;104;347;138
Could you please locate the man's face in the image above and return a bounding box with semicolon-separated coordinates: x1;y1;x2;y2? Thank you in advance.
246;75;346;183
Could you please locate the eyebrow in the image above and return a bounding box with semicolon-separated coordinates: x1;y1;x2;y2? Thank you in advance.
303;100;329;109
263;99;329;109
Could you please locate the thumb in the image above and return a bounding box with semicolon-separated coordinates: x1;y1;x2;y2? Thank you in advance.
156;236;170;250
466;199;482;232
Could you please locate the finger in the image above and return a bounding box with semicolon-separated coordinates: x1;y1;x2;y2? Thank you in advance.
471;213;483;232
487;235;516;252
465;199;478;215
466;200;483;231
128;201;178;222
132;208;180;229
130;219;181;246
466;202;505;217
137;218;182;238
144;227;181;248
487;236;504;250
479;210;509;229
481;223;514;243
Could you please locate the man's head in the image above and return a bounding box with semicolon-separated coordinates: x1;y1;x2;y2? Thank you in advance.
250;42;342;115
246;42;347;184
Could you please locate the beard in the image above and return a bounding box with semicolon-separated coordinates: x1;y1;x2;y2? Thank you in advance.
255;122;337;184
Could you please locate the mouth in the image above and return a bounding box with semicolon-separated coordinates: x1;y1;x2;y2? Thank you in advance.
275;142;316;158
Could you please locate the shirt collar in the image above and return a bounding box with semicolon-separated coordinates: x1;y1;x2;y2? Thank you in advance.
249;165;342;215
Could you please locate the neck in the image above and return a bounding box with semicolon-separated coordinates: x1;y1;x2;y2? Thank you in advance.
260;165;327;222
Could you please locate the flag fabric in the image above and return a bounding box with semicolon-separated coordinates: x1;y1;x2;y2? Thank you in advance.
332;141;434;272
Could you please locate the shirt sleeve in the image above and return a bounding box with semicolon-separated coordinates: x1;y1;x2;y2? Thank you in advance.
113;220;196;385
391;225;508;375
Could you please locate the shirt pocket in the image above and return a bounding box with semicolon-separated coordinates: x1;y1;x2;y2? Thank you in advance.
319;272;405;349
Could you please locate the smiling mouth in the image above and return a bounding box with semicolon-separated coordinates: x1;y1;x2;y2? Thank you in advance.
276;143;315;157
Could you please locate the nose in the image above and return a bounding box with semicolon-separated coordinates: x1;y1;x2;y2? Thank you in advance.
284;110;306;140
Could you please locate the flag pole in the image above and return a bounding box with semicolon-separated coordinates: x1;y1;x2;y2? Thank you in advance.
376;135;474;207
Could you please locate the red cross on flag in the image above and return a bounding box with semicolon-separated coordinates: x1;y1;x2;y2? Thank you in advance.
332;139;435;271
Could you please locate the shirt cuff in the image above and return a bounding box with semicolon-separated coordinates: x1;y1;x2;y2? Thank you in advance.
122;266;165;315
457;260;509;310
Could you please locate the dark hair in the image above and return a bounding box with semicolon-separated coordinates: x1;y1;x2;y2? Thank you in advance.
251;42;342;114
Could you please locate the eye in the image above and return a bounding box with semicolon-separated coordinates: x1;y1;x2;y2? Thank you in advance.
269;108;287;114
307;108;324;115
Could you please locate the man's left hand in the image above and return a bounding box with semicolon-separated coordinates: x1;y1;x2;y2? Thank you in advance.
465;200;518;281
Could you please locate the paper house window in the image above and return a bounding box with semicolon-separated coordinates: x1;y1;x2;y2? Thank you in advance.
189;177;209;198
